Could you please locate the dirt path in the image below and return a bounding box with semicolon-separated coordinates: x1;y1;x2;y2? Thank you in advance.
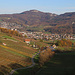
9;52;40;75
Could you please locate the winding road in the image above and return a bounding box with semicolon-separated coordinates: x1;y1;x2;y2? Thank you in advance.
9;52;40;75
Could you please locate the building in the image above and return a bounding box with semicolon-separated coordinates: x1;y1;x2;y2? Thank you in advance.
25;39;30;44
3;43;6;46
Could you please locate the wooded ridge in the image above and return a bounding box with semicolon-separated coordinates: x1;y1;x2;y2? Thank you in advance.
0;10;75;34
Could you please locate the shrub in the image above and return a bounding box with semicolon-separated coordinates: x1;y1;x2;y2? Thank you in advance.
56;39;72;47
39;47;55;67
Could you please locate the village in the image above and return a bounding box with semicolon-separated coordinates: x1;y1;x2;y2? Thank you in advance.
18;31;75;52
0;22;75;52
20;31;75;40
1;28;75;51
0;21;75;41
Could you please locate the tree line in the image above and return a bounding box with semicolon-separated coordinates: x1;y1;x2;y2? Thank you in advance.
56;39;72;47
0;27;22;37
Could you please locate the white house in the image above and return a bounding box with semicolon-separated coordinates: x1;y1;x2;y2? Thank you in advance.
3;43;6;46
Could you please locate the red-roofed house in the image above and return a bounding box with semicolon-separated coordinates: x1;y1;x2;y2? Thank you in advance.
3;43;6;46
25;39;30;44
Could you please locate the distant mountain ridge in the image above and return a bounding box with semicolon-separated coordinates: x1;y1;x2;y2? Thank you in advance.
0;10;57;25
0;10;75;34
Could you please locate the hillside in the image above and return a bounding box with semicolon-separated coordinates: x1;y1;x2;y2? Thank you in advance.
0;32;38;74
0;10;75;34
44;12;75;34
0;10;57;26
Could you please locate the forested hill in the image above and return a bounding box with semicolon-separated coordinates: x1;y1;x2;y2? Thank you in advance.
0;10;57;26
44;12;75;34
0;10;75;34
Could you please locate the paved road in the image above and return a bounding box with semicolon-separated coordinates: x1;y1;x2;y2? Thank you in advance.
9;52;40;75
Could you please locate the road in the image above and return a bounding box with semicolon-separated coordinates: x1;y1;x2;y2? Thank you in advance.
9;52;40;75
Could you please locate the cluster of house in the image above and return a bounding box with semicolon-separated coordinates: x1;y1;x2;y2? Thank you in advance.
0;21;75;40
20;31;75;40
22;32;75;51
0;22;23;30
24;38;57;51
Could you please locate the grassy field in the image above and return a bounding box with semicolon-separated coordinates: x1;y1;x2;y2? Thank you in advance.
13;57;40;75
0;32;38;74
36;52;75;75
13;51;75;75
0;32;75;75
70;40;75;43
31;39;49;47
11;38;75;75
2;35;17;41
13;66;39;75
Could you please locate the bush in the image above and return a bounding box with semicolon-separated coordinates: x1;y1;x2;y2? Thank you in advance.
39;47;55;67
56;39;72;47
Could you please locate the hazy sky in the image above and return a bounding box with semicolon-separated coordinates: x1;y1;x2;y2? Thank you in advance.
0;0;75;14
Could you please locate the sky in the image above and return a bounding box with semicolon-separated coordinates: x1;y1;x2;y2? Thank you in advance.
0;0;75;15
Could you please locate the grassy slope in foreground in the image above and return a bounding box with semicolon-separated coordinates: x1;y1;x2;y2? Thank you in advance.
13;54;40;75
0;32;38;74
13;52;75;75
36;52;75;75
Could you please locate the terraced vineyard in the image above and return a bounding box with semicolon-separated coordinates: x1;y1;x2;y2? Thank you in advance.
0;32;38;74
